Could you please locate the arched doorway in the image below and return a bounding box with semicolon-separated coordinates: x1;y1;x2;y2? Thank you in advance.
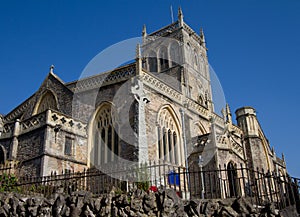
227;162;240;197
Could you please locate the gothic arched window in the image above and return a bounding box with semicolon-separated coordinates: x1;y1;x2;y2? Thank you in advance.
157;107;183;165
199;55;203;74
194;49;199;70
159;46;169;71
36;91;58;114
186;43;192;65
147;50;157;72
170;42;180;66
93;104;119;166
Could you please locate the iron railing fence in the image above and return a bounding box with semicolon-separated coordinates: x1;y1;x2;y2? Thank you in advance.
0;161;299;212
0;162;16;175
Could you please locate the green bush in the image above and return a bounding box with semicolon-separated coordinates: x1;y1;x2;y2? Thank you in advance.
136;181;149;191
136;166;150;191
0;173;19;192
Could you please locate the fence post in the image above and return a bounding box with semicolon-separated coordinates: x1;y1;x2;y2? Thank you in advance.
178;167;182;197
287;175;296;206
266;170;273;203
240;164;246;197
254;168;261;206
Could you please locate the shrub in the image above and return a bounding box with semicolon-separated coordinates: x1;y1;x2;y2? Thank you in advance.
0;173;19;192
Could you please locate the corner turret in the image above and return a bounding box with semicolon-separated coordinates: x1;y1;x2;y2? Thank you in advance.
235;107;259;137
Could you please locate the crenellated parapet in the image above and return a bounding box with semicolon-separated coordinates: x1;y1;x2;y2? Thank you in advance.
0;110;87;140
20;112;46;135
69;63;136;93
183;23;203;45
46;110;87;137
147;22;180;40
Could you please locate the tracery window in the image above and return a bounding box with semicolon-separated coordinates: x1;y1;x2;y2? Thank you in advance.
157;107;183;165
36;91;58;114
170;42;180;66
93;105;119;165
159;46;169;71
147;50;157;72
199;55;206;77
194;49;199;69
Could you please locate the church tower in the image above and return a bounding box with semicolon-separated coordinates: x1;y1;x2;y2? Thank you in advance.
141;7;213;112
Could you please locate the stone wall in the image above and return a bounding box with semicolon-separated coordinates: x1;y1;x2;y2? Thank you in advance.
0;189;298;217
17;129;44;162
16;129;45;176
43;125;88;175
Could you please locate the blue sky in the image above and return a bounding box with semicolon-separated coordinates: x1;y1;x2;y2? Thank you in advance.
0;1;299;177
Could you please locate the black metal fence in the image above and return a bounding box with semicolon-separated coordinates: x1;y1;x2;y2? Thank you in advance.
188;165;300;211
0;161;299;212
0;162;15;175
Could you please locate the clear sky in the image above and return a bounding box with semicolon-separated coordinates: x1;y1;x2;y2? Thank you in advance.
0;0;299;177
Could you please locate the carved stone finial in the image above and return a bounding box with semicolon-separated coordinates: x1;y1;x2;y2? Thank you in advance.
142;24;147;37
226;103;232;124
178;7;183;26
221;108;226;122
226;103;231;115
200;28;206;43
282;153;285;162
49;65;55;74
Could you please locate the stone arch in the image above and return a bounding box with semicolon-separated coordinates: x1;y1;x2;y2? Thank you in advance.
158;46;169;71
87;101;119;167
169;41;180;66
147;50;158;72
193;49;199;70
186;42;192;65
156;105;183;165
199;54;207;77
195;122;207;135
33;90;58;115
188;121;208;147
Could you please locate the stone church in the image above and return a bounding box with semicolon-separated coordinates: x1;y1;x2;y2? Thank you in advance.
0;8;286;184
